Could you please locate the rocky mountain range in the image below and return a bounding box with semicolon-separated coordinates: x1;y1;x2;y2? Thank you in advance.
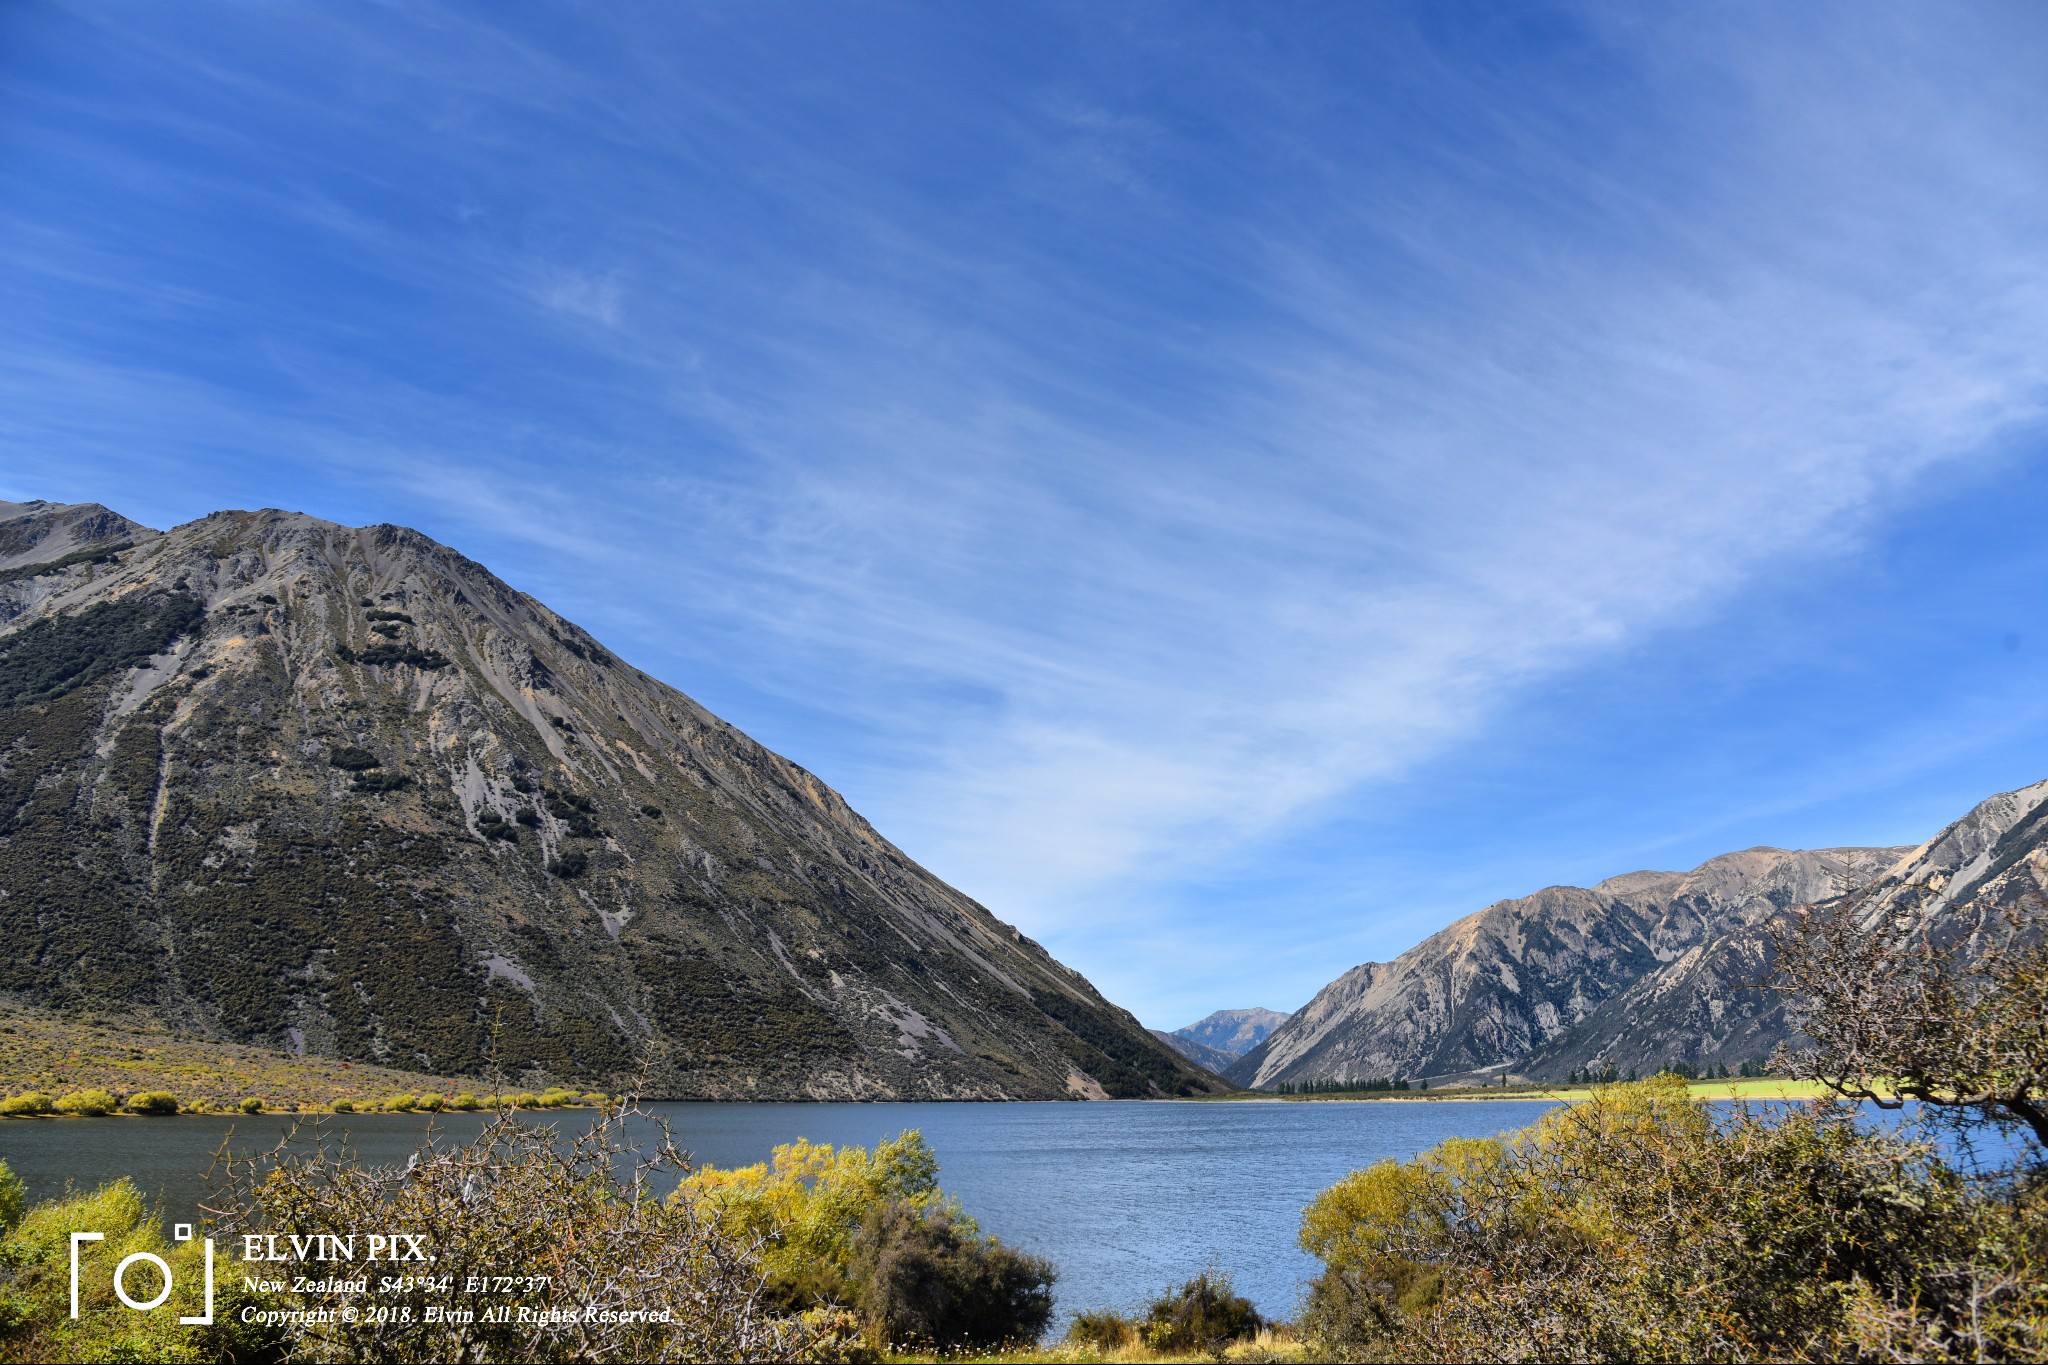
0;499;1229;1101
1233;776;2048;1089
1154;1007;1290;1072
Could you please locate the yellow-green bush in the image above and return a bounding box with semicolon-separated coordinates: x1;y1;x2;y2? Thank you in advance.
237;1097;264;1114
1298;1075;2046;1362
329;1098;355;1113
0;1093;54;1117
0;1159;288;1363
416;1094;444;1112
53;1089;117;1116
124;1091;180;1115
1140;1269;1261;1354
675;1129;945;1310
450;1092;480;1111
670;1126;1054;1349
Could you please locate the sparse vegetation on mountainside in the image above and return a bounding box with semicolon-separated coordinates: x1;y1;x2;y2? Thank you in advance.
0;502;1224;1102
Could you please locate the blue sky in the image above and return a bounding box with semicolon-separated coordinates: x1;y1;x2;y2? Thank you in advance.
5;2;2048;1028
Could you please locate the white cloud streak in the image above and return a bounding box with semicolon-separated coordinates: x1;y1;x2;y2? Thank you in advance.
5;3;2048;1019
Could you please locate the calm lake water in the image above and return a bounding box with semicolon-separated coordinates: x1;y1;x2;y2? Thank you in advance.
0;1098;1557;1321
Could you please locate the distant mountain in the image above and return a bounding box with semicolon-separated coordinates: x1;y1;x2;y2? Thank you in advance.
1228;846;1908;1089
1512;776;2048;1083
1150;1029;1236;1074
1171;1007;1290;1059
0;500;1229;1101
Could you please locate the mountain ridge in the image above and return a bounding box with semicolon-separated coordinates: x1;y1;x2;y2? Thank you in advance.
0;500;1229;1102
1228;843;1910;1088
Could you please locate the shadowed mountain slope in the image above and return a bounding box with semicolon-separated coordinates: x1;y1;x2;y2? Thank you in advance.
0;501;1227;1101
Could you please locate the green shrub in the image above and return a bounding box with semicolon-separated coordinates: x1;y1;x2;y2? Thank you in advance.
329;1099;355;1113
0;1168;291;1362
238;1096;264;1114
1066;1308;1138;1351
124;1091;180;1115
1296;1075;2045;1362
848;1200;1056;1350
353;770;410;793
383;1094;419;1112
328;746;381;770
54;1089;117;1116
639;804;663;818
451;1093;480;1111
417;1095;444;1112
0;1092;55;1116
677;1131;1053;1349
548;851;589;879
0;592;200;705
512;1092;540;1109
0;1159;24;1233
537;1089;580;1109
1141;1269;1261;1354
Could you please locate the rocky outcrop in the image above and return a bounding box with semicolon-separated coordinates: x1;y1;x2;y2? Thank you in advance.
0;501;1228;1101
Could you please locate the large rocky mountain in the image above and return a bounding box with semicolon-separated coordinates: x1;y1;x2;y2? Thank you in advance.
0;499;1228;1101
1153;1008;1290;1074
1511;775;2048;1083
1236;774;2048;1089
1172;1008;1289;1058
1228;845;1910;1088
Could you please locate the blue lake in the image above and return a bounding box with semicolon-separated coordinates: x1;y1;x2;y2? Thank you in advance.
0;1097;1559;1321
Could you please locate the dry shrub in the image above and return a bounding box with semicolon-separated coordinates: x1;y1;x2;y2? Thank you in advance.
1299;1075;2047;1362
204;1103;847;1363
846;1199;1055;1351
1141;1268;1261;1355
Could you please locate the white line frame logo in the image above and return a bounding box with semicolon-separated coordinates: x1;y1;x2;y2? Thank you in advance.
70;1222;215;1324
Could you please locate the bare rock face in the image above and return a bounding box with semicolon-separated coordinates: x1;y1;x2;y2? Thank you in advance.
1170;1007;1289;1059
0;502;1227;1101
1517;777;2048;1082
1229;845;1908;1088
1151;1028;1236;1074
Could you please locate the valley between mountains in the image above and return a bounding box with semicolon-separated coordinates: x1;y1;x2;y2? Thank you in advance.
5;497;2042;1106
0;499;1224;1101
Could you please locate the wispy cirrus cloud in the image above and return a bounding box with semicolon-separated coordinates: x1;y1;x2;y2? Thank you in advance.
3;2;2046;1022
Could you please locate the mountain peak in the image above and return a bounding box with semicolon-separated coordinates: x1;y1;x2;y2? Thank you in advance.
0;501;1228;1101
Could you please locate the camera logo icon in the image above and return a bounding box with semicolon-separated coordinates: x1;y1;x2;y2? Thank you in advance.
70;1222;216;1324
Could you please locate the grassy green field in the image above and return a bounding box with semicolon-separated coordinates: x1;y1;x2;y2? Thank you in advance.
0;1001;501;1113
